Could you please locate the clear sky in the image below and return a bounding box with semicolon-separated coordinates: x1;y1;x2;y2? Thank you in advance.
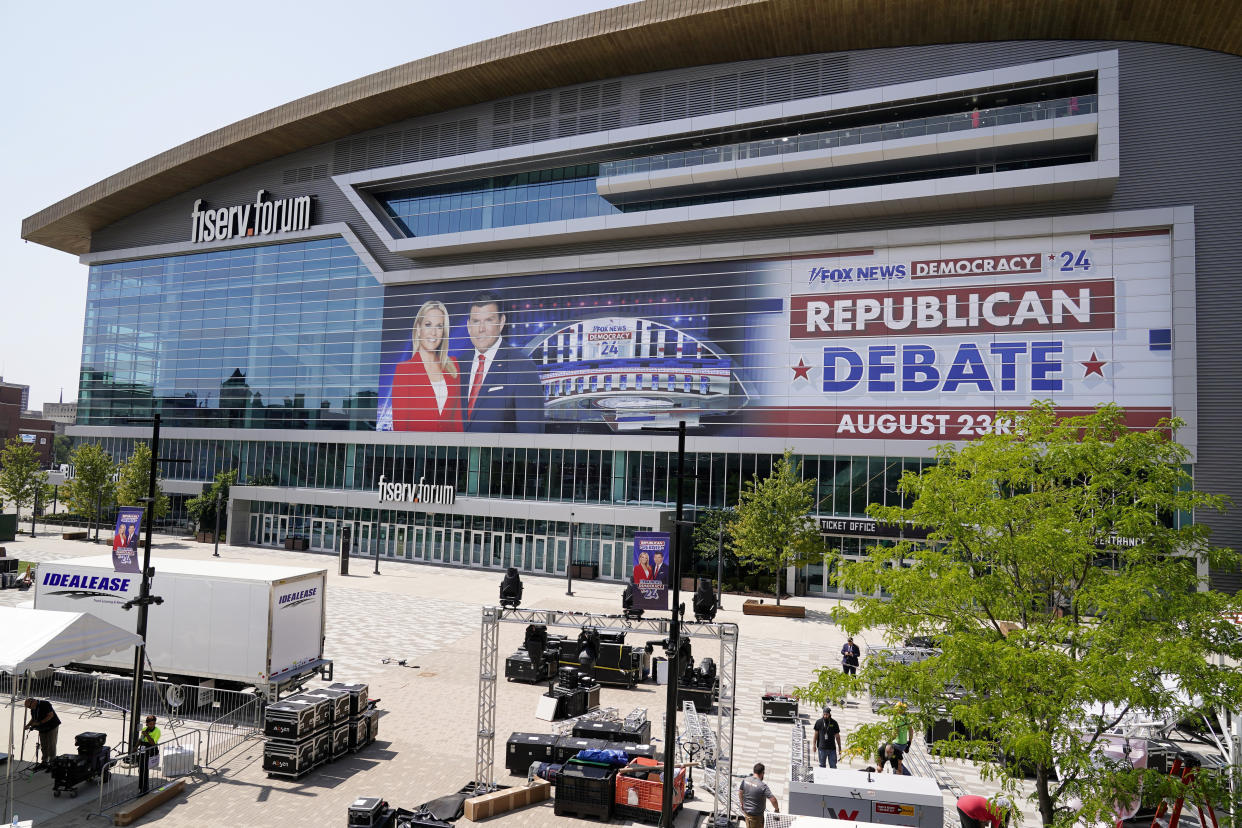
1;0;630;411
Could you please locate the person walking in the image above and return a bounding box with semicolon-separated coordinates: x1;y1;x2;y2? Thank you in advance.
813;707;843;768
739;762;779;828
841;636;861;675
957;794;1012;828
23;697;61;770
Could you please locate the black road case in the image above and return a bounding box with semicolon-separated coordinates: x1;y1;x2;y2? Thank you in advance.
264;699;319;741
553;736;610;764
263;738;316;778
505;732;557;775
328;681;370;716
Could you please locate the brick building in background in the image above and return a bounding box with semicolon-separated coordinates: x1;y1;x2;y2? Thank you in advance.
0;379;56;466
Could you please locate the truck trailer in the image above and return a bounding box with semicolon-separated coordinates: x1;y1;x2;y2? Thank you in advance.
33;555;331;698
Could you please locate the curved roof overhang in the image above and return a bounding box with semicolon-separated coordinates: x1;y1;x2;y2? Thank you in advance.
22;0;1242;255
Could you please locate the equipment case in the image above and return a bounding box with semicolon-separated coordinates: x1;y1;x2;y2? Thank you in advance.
505;732;558;775
264;698;320;740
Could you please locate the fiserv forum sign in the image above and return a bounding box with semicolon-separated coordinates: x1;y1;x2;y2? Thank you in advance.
190;190;312;242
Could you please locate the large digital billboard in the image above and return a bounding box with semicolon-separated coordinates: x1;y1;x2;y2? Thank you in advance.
377;224;1179;442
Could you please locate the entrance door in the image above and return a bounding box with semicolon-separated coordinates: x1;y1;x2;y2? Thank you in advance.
470;531;484;565
431;528;445;561
534;538;546;572
450;529;464;564
359;523;372;557
393;526;409;559
277;516;289;544
249;514;260;544
323;521;336;554
600;541;614;579
491;534;504;568
512;535;527;570
310;519;325;551
555;539;567;574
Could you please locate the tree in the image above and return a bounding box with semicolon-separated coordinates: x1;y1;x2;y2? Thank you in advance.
52;434;73;465
801;403;1242;827
728;450;827;604
692;507;738;582
0;438;47;532
65;442;115;525
115;442;170;519
186;469;237;534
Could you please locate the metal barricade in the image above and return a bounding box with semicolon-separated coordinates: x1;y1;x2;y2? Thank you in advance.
203;695;264;767
90;730;201;819
0;669;264;730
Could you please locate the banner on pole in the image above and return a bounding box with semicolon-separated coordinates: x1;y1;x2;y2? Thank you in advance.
111;507;144;573
631;531;671;610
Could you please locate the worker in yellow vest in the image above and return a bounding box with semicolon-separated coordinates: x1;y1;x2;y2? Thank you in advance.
137;715;161;793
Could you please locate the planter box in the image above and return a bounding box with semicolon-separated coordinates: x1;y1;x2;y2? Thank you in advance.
196;532;216;543
62;530;88;541
742;599;805;618
282;536;309;551
570;563;597;580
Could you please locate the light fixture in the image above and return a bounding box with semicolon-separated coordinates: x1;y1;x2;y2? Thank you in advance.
499;566;523;609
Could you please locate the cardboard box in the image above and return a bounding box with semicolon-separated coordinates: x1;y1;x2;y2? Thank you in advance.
463;779;551;821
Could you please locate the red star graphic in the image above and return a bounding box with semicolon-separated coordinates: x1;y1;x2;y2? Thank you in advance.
791;358;812;381
1081;352;1107;377
1047;253;1055;260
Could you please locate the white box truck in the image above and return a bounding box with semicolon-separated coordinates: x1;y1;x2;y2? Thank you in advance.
33;555;331;697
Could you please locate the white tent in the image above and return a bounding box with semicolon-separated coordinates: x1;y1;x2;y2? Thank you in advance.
2;607;142;823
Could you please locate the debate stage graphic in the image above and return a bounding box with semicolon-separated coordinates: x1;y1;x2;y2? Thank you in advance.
376;260;783;435
376;228;1180;444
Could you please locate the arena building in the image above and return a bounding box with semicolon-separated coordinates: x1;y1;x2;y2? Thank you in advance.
22;1;1242;592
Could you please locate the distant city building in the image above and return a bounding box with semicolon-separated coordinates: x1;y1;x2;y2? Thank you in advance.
0;382;55;465
41;401;78;426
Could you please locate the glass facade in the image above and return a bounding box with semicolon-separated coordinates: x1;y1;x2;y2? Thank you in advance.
376;94;1096;239
380;164;612;236
80;238;381;430
80;435;929;515
600;94;1098;177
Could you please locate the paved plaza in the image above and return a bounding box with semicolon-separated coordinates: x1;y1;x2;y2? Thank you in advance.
1;531;1031;826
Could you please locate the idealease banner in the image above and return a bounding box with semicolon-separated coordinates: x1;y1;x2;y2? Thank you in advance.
631;532;670;611
111;506;143;573
377;223;1182;447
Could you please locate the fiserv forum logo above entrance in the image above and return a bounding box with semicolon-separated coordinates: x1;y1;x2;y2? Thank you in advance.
190;190;312;242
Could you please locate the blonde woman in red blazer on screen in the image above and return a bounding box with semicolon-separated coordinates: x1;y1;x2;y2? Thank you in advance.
392;300;463;432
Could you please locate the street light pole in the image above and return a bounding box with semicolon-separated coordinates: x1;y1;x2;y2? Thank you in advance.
373;523;381;575
660;420;686;828
29;487;37;538
716;522;724;610
565;512;575;595
124;414;165;791
212;491;221;557
94;490;102;543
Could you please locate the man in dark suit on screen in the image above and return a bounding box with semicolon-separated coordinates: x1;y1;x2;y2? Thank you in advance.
462;290;545;433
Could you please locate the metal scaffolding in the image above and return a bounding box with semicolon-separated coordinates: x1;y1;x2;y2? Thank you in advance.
474;605;738;823
475;605;499;791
